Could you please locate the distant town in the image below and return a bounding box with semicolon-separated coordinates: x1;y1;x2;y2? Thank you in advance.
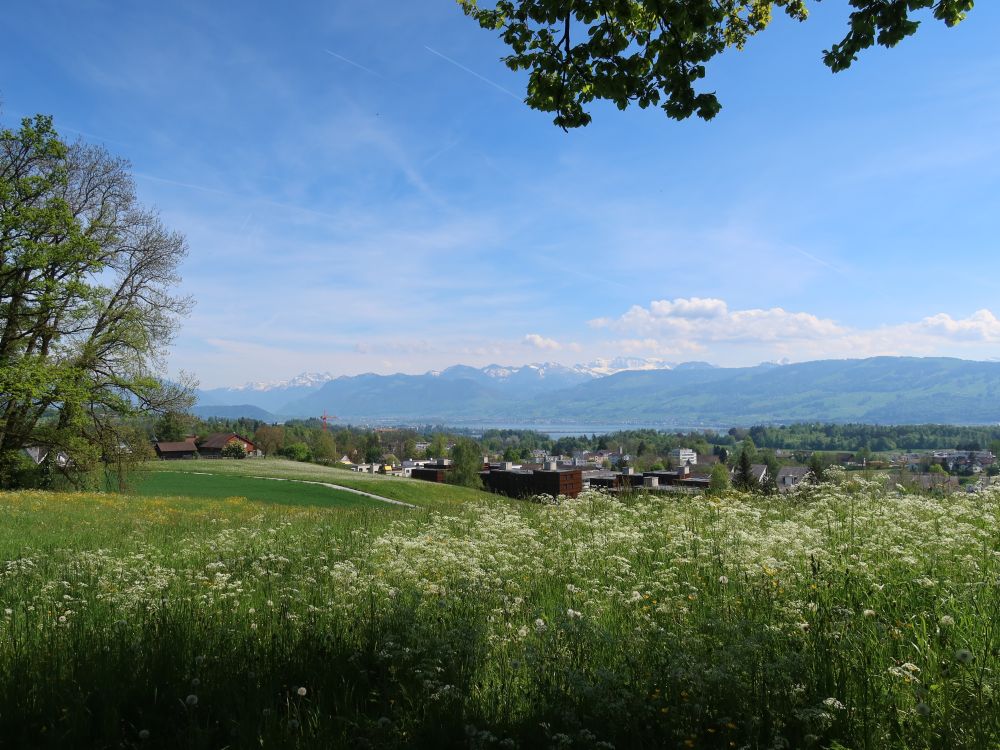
140;417;1000;501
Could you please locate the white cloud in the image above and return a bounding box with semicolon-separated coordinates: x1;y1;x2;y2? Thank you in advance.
649;297;728;319
593;298;1000;365
523;333;563;351
914;309;1000;342
602;297;845;343
611;338;706;356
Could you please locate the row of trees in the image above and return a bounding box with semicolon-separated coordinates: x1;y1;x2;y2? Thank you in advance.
730;423;1000;454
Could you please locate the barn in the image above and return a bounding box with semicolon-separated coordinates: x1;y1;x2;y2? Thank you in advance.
197;433;259;458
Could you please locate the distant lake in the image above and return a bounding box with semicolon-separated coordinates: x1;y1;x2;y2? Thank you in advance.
343;419;727;438
427;422;703;438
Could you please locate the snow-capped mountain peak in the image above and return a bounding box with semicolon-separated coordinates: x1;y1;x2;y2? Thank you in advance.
231;372;337;392
577;357;674;377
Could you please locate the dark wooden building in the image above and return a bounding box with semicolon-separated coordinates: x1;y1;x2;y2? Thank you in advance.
590;469;711;492
482;467;583;499
411;466;450;483
154;439;199;460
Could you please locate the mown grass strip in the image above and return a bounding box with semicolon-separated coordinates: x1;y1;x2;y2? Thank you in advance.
147;457;495;507
134;471;393;510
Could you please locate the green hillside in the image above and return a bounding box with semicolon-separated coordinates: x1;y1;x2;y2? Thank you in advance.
135;471;388;510
146;457;495;508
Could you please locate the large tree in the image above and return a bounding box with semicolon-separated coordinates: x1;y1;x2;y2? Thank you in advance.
457;0;975;128
447;438;486;489
0;115;194;487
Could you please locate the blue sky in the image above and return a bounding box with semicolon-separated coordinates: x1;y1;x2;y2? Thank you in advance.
3;1;999;387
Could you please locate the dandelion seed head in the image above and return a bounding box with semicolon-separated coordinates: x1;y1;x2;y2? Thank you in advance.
138;729;150;740
297;686;307;696
185;694;198;706
939;615;955;627
955;649;973;665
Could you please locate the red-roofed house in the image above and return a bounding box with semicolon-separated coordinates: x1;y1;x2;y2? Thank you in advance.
197;432;259;458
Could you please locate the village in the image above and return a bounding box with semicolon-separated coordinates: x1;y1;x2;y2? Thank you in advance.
150;431;999;499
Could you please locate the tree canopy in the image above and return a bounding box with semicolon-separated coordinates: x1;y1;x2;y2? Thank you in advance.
447;437;486;489
0;115;193;486
457;0;975;128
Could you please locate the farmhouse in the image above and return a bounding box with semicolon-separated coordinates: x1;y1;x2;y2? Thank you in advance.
154;439;199;460
197;433;259;458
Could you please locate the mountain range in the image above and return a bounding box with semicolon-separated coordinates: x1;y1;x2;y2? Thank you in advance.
192;356;1000;427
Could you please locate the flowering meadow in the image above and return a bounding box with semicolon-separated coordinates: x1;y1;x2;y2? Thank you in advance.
0;470;997;748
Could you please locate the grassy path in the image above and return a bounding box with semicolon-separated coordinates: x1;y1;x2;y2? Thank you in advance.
196;472;417;508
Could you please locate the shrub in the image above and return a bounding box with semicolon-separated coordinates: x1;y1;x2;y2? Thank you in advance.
221;442;247;460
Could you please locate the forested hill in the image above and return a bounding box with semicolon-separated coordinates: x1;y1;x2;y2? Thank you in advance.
516;356;1000;425
274;356;1000;426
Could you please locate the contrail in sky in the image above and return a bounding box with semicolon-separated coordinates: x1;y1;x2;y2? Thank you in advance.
791;246;844;273
324;49;384;78
423;45;520;100
423;140;461;165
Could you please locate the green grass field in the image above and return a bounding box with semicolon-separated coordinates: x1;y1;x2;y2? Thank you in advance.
146;457;495;508
0;469;998;748
134;470;390;510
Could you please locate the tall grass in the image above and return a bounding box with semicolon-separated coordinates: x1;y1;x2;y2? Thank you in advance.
0;469;997;748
